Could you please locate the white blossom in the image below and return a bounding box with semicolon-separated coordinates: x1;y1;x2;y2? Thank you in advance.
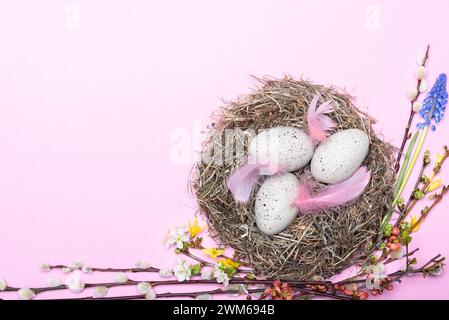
93;286;109;298
66;272;85;293
158;268;173;278
0;278;6;291
18;288;36;300
136;282;152;294
164;226;189;249
214;266;230;286
429;266;444;276
40;263;51;272
71;260;84;269
370;263;385;275
200;269;214;280
390;247;405;259
365;262;387;290
173;258;192;282
416;52;426;66
419;79;428;93
114;272;128;283
195;294;212;300
416;66;427;80
81;265;93;274
47;277;62;287
62;267;73;274
406;86;418;101
145;289;157;300
135;260;150;269
413;101;422;112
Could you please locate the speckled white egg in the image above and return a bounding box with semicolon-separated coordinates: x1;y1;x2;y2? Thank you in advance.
310;129;369;184
255;173;300;235
248;127;314;174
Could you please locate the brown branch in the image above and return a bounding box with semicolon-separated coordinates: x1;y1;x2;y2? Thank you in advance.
394;44;430;172
47;264;160;273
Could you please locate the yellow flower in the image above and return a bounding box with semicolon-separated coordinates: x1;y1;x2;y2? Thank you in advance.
410;215;422;232
217;258;240;269
201;248;225;259
435;153;444;166
188;218;204;238
427;178;443;192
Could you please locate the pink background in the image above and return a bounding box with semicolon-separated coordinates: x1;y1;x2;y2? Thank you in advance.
1;0;449;299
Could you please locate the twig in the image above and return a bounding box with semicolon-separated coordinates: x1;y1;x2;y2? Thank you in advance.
394;44;430;172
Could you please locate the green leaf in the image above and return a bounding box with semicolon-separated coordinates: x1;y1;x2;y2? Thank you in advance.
190;263;202;276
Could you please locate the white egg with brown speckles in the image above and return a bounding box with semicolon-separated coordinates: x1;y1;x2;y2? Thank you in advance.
248;127;314;174
310;129;369;184
254;173;300;235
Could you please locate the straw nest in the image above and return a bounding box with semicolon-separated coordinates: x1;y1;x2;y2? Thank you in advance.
192;77;396;279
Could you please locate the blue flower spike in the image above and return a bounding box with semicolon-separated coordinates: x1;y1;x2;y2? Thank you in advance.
417;73;448;131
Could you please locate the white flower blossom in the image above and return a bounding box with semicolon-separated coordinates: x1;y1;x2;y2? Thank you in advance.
416;66;427;80
214;266;230;286
158;268;173;278
47;277;62;287
365;273;387;290
200;269;214;280
173;258;192;282
145;289;157;300
94;286;109;298
416;52;426;66
413;101;422;112
136;282;152;294
429;265;444;276
40;263;51;272
135;260;150;269
419;79;428;93
164;226;189;249
365;262;387;290
62;267;73;274
370;263;386;275
66;272;85;293
71;260;84;269
195;294;213;300
406;86;418;101
0;278;6;291
81;265;93;274
114;272;128;283
18;288;36;300
390;247;405;259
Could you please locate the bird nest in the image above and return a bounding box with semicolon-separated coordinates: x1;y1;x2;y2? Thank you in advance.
192;77;396;279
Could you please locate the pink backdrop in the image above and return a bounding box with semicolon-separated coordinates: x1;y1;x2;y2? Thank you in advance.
1;0;449;299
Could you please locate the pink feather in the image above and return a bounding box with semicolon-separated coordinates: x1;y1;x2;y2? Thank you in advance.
227;161;282;203
307;95;336;142
293;167;371;213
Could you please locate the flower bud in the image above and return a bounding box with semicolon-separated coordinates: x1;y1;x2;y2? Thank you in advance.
412;101;422;112
47;277;62;287
94;286;108;298
416;52;426;66
18;288;36;300
0;278;6;291
416;66;427;80
406;86;418;101
136;282;152;294
114;272;128;283
40;263;51;272
145;289;157;300
419;80;428;93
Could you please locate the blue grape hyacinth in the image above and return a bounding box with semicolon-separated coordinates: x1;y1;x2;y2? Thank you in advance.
417;73;448;131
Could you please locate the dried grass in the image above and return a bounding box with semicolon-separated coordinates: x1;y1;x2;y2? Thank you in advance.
192;77;395;279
